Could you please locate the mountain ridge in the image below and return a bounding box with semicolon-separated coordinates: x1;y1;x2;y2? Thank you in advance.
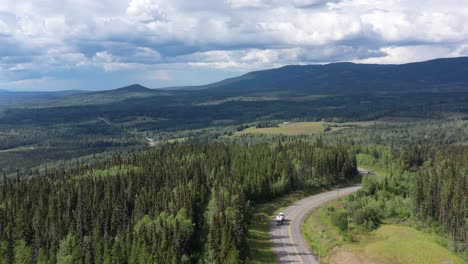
2;57;468;94
160;57;468;94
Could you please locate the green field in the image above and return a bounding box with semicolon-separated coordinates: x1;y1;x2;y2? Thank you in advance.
303;199;351;259
303;200;465;264
235;122;325;136
195;96;279;106
0;145;37;153
332;225;464;264
235;119;407;136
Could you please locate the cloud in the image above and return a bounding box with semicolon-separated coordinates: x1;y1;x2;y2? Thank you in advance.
225;0;270;9
0;0;467;90
0;20;9;34
126;0;169;22
355;45;455;64
142;70;172;81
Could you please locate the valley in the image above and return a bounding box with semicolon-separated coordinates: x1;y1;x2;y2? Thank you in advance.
0;58;466;264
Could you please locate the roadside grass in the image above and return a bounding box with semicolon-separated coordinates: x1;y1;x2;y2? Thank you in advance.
303;200;465;264
247;177;362;263
247;188;321;263
302;199;355;259
235;122;324;136
340;225;464;264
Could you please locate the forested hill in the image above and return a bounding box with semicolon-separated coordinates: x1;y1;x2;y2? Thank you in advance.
0;90;85;107
174;57;468;94
2;57;467;129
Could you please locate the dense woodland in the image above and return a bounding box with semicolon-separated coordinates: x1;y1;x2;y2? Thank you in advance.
0;58;467;262
346;144;467;250
0;141;357;263
414;147;467;242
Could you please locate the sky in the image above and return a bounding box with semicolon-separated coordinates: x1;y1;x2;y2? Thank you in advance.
0;0;468;91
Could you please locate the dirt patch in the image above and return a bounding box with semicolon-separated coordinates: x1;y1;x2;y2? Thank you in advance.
328;247;376;264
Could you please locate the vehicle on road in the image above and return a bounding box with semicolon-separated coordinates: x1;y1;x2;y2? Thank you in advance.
276;212;285;225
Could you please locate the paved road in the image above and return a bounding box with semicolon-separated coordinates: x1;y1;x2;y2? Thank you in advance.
270;185;362;264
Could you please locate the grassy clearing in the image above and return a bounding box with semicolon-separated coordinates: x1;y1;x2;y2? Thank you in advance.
0;145;37;153
325;120;387;132
117;116;165;126
336;225;464;264
195;94;330;106
303;199;356;259
236;122;324;136
166;137;188;143
235;119;399;136
195;96;279;106
303;200;465;264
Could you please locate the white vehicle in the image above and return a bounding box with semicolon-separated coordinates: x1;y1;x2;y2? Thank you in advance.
276;212;285;225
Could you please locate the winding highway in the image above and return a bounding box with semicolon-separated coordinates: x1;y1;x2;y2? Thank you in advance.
270;185;362;263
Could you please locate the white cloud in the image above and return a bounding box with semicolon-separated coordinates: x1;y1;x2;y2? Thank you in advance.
225;0;270;9
453;44;468;57
355;45;455;64
0;20;9;34
133;47;161;62
93;51;116;63
1;0;468;90
143;70;172;81
126;0;169;22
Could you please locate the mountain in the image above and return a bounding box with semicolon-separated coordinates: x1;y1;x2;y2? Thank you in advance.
111;84;153;93
164;57;468;95
0;85;152;108
41;84;167;107
1;57;467;130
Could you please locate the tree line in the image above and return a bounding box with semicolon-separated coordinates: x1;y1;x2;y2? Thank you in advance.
0;141;357;263
348;144;467;249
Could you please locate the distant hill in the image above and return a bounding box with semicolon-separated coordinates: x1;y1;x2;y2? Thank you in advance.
111;84;153;93
0;84;155;108
43;84;169;106
166;57;468;95
0;90;86;107
1;57;467;130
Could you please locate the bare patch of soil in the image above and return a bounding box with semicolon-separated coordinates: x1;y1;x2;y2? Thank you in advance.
328;247;376;264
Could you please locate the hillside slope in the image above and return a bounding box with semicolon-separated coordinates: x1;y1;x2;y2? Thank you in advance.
1;57;467;131
190;57;468;95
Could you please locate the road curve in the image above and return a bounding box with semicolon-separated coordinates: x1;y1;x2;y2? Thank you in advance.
270;185;361;264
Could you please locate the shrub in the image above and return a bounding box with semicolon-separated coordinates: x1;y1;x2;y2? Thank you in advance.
352;209;366;225
331;211;349;231
362;176;379;195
